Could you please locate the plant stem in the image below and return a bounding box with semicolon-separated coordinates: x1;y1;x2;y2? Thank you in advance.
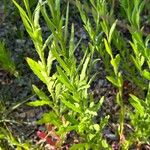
118;86;125;141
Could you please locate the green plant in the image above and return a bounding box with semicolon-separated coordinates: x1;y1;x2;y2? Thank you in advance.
0;126;31;150
0;99;33;150
127;32;150;147
13;0;110;149
76;0;146;89
77;0;150;149
76;1;126;147
0;41;18;77
119;0;150;146
120;0;145;30
9;0;150;149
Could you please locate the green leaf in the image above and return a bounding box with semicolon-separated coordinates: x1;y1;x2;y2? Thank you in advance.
118;72;123;87
106;76;120;87
33;1;41;29
13;0;33;37
32;85;49;101
130;41;139;56
101;20;109;38
61;97;82;113
76;1;87;24
41;5;60;40
64;2;69;43
26;57;48;84
57;125;78;135
37;112;61;126
0;133;5;139
69;24;75;57
110;54;120;75
47;50;55;76
108;20;117;43
76;49;88;76
116;92;121;105
130;55;141;71
23;0;32;19
78;83;90;91
55;0;60;16
95;96;105;111
52;47;70;74
42;34;53;51
104;38;113;58
57;66;75;91
85;19;95;41
88;72;99;85
80;54;90;81
142;69;150;80
55;82;62;99
28;100;52;107
70;143;89;150
0;41;17;75
64;114;79;124
131;6;139;28
140;55;145;67
129;94;144;116
27;85;53;107
93;124;100;132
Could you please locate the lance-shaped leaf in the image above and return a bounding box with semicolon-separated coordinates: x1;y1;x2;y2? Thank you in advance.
64;2;69;43
28;85;53;107
108;20;117;43
26;57;48;84
57;66;75;91
110;54;120;75
47;50;55;76
13;0;33;38
32;85;49;101
106;76;120;87
28;100;52;107
80;54;90;81
129;94;144;116
104;38;113;59
61;96;82;113
52;47;70;74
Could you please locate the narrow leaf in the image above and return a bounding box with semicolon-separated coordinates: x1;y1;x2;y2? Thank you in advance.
110;54;120;75
32;85;50;101
26;57;47;84
108;20;117;43
129;94;144;116
57;66;74;91
28;100;52;107
64;2;69;42
52;47;70;74
104;39;113;58
80;54;90;81
61;97;82;113
106;76;120;87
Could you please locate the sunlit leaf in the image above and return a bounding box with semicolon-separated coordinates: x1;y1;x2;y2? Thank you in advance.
106;76;120;87
129;94;144;116
104;39;113;58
